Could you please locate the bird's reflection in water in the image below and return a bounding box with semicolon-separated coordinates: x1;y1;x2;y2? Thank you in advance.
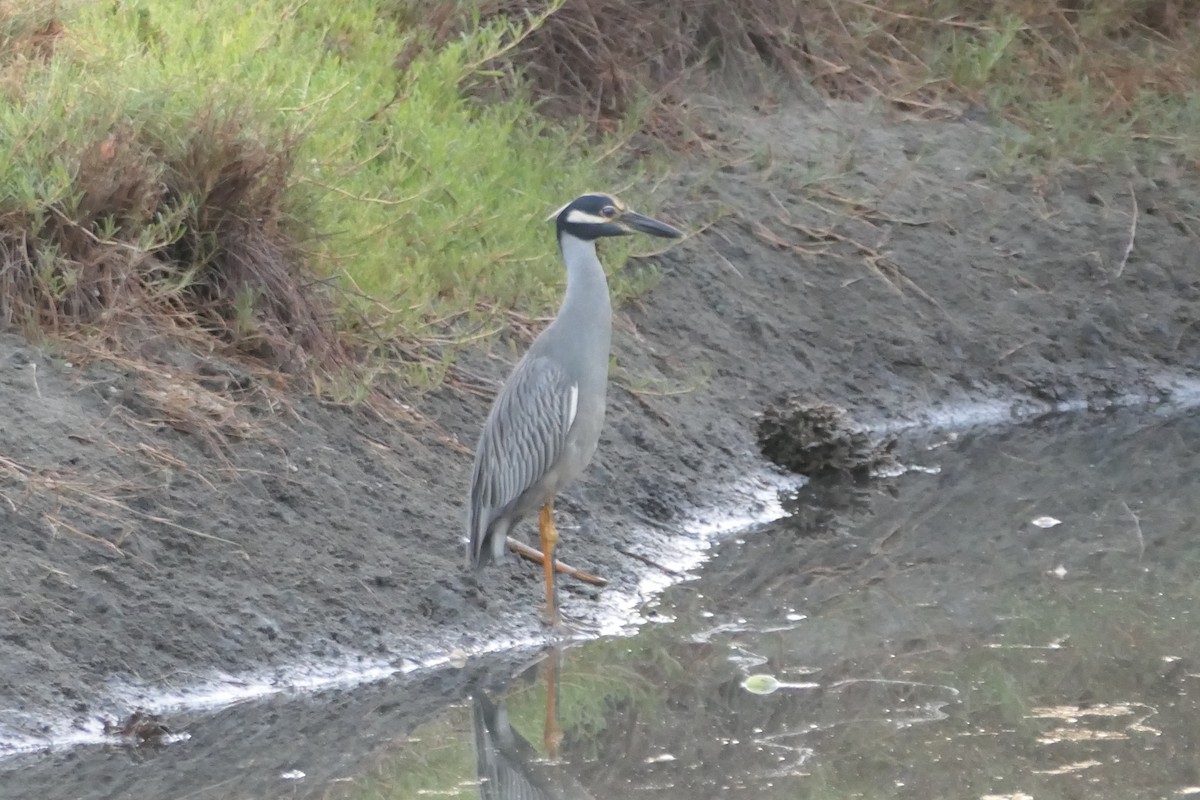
472;647;594;800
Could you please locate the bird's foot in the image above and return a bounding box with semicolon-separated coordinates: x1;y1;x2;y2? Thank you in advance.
542;606;600;639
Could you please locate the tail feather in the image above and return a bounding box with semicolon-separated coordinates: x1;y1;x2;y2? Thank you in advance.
468;516;508;571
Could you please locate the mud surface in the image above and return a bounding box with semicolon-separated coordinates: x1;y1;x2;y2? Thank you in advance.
2;95;1200;748
6;407;1198;799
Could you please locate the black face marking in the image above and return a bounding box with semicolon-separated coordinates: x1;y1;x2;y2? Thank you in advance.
554;193;627;242
552;192;679;243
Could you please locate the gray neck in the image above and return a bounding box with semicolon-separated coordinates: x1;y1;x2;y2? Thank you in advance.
540;232;612;382
556;232;612;326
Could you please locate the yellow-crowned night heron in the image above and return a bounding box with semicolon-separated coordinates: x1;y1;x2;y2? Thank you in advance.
472;648;583;799
467;193;682;626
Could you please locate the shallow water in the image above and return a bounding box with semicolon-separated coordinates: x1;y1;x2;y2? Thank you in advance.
6;408;1200;799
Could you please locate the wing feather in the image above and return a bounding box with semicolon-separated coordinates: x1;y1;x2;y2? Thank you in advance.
467;356;576;567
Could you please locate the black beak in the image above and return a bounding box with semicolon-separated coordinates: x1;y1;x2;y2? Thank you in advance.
621;210;683;239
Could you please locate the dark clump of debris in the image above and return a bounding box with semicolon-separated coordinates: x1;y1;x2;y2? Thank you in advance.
102;709;174;745
756;396;897;478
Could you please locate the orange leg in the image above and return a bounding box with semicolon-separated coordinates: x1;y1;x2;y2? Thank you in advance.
539;501;559;626
543;647;563;758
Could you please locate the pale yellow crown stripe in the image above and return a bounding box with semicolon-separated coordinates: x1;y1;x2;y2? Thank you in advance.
545;193;625;222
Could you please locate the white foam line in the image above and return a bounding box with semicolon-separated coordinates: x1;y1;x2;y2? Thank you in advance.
870;373;1200;436
0;470;798;759
0;722;110;757
1;658;403;757
0;631;558;758
587;469;802;636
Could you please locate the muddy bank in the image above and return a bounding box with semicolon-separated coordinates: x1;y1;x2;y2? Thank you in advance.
7;407;1198;799
2;94;1199;748
0;647;544;800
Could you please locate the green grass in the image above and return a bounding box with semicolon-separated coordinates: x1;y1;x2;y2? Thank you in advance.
482;0;1200;176
324;636;674;799
801;0;1200;174
0;0;644;377
921;8;1200;171
4;0;1197;392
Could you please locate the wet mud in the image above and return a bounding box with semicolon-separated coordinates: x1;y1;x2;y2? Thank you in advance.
7;407;1199;798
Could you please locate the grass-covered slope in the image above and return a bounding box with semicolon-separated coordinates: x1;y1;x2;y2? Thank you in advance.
2;1;1198;391
0;0;619;382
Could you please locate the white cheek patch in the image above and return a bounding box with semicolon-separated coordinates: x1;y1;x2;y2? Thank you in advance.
565;209;611;226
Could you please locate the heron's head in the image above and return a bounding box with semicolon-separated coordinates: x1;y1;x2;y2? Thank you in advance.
548;193;682;242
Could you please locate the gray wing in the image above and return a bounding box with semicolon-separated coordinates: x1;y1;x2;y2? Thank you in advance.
468;355;578;568
472;694;552;800
472;694;595;800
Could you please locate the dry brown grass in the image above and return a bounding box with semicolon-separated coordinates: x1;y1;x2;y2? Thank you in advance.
481;0;806;121
0;0;61;79
0;448;247;558
803;1;1200;111
0;111;345;380
0;5;347;395
485;0;1200;161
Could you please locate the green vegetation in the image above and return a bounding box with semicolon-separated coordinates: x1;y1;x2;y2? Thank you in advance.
499;0;1200;170
0;0;630;384
1;0;1197;390
794;0;1200;171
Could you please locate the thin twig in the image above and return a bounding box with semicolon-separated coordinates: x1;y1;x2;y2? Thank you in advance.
616;546;685;577
43;514;125;557
1114;182;1138;278
506;536;609;586
1119;500;1145;562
